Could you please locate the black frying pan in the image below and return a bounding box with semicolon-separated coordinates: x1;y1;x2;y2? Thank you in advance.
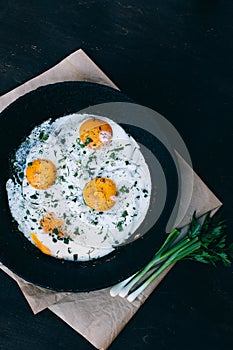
0;82;178;291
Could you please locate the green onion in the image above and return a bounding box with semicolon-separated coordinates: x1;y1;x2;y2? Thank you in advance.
110;213;233;302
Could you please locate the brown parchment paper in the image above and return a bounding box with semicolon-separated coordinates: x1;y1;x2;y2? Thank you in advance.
0;49;222;350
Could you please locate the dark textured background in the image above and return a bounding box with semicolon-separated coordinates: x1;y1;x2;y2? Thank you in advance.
0;1;233;349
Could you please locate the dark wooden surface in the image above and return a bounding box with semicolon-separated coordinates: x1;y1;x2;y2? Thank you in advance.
0;1;233;349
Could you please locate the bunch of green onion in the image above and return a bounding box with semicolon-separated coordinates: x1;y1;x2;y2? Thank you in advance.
110;213;233;302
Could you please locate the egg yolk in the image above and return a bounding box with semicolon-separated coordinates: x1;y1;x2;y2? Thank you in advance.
83;177;118;211
40;212;64;236
30;232;51;256
26;159;57;190
79;118;113;150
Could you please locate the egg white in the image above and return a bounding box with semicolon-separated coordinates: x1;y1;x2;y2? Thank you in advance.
6;113;152;261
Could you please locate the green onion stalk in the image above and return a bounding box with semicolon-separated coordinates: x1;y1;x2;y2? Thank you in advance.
110;213;233;302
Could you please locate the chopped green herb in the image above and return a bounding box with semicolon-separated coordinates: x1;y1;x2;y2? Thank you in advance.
74;227;80;235
86;155;97;166
59;176;66;182
73;254;78;261
120;185;129;194
68;185;74;189
101;233;109;242
31;218;37;222
125;161;130;165
39;131;49;141
58;157;66;163
110;152;116;160
76;138;85;148
116;221;124;232
52;237;57;243
84;137;93;145
111;146;124;152
53;228;59;235
68;247;72;254
122;210;128;218
92;218;99;226
98;228;103;235
30;194;38;200
27;162;32;167
26;209;30;215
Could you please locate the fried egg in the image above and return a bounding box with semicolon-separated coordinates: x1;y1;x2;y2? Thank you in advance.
26;159;57;190
6;114;151;261
79;117;113;150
